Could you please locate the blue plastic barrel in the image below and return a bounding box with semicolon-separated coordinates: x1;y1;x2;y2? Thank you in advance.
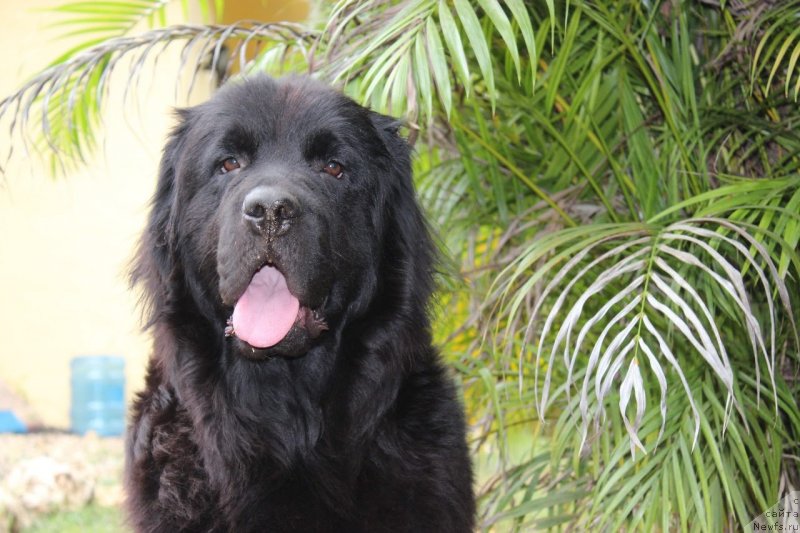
70;355;125;436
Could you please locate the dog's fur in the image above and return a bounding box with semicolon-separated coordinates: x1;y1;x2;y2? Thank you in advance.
125;75;474;532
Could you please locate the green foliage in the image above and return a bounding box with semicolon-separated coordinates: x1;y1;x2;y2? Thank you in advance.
751;0;800;101
2;0;800;530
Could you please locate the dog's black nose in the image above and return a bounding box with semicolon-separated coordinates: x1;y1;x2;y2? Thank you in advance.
242;187;300;235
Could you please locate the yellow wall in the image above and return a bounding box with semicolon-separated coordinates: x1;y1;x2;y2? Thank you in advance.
0;0;308;428
220;0;309;24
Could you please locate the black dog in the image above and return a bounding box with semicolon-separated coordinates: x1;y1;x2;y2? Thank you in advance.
125;75;474;532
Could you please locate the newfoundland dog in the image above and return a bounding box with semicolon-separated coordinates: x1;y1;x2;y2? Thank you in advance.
125;75;474;532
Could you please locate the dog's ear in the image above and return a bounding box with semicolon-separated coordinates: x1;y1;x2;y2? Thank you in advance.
131;108;192;326
341;112;437;443
369;111;436;324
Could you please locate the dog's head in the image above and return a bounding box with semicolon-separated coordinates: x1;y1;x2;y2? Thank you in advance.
134;75;433;359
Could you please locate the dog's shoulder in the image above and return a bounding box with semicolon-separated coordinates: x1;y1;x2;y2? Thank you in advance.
125;359;221;531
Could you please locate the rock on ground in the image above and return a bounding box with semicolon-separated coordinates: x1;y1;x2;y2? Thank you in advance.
0;433;124;532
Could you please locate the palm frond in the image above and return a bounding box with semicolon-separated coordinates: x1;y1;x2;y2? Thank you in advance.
495;208;798;456
46;0;221;64
318;0;542;124
750;0;800;100
0;22;314;171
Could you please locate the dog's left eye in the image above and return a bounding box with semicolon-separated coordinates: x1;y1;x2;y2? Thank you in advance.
219;157;241;174
322;160;344;179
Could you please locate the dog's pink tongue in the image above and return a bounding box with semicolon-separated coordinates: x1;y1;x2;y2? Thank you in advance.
231;266;299;348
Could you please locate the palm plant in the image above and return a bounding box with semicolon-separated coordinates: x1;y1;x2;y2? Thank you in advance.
2;0;799;530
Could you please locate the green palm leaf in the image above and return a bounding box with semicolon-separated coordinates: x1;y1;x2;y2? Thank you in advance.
497;212;795;455
0;22;313;169
751;0;800;100
47;0;221;64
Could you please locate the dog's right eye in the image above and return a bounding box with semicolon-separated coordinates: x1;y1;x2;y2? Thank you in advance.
219;157;241;174
322;160;344;179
